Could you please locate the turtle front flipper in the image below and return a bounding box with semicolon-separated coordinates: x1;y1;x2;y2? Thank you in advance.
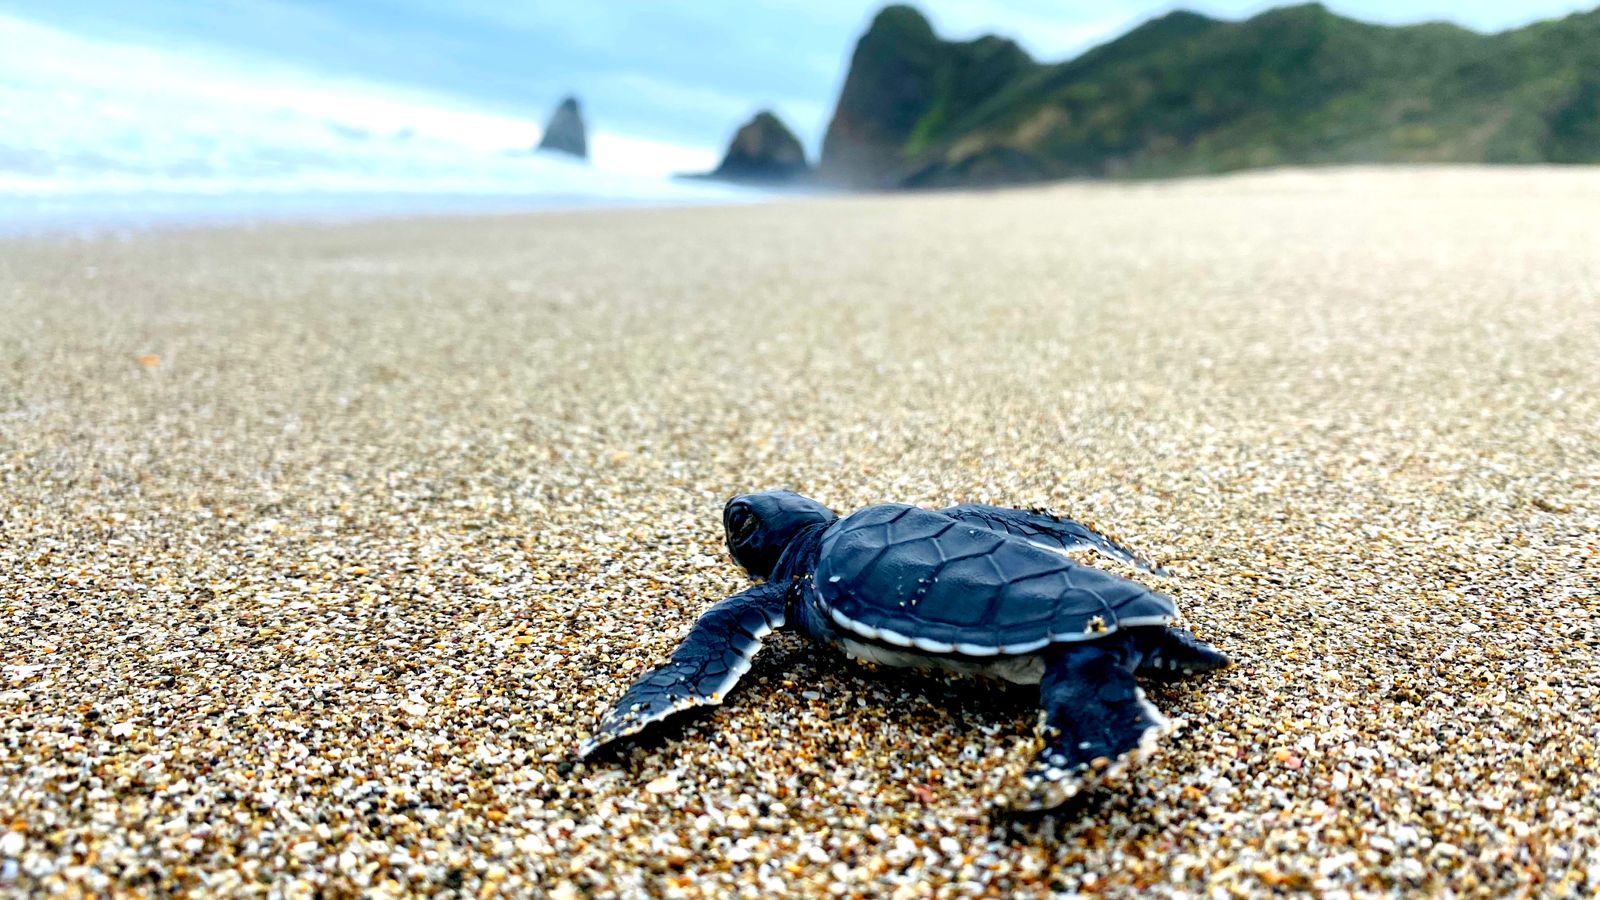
939;504;1169;576
1011;636;1175;811
578;584;787;759
1136;627;1232;681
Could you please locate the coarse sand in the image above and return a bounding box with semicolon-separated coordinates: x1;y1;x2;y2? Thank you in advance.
1;167;1597;896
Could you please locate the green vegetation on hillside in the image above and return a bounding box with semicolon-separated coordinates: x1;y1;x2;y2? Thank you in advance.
818;3;1600;188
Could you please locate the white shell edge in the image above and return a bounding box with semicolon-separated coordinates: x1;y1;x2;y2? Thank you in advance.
827;606;1174;657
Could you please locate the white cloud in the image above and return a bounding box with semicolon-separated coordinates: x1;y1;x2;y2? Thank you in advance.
590;133;718;177
0;13;724;191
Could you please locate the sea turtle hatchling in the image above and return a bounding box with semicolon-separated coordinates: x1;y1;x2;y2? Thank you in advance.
579;491;1231;809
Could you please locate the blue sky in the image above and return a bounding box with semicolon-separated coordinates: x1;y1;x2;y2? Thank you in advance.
4;0;1597;173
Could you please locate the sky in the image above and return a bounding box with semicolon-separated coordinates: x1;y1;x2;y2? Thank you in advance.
2;0;1597;183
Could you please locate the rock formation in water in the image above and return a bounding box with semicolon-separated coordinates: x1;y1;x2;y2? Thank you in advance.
537;96;588;160
703;111;810;184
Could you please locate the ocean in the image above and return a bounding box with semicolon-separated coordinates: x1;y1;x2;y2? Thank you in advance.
0;167;760;236
0;14;757;235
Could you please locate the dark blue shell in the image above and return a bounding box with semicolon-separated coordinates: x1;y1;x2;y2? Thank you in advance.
809;504;1176;655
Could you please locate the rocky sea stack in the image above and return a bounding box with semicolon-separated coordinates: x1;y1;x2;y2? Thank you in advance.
537;96;588;160
705;111;810;184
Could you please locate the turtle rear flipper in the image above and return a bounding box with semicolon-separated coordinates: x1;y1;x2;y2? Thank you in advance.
578;584;787;759
1011;638;1175;811
1136;627;1232;681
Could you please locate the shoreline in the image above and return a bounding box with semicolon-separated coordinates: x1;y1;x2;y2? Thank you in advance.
0;183;773;240
0;188;768;240
9;162;1600;241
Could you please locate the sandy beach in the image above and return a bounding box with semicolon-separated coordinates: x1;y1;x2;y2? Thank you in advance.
2;167;1597;896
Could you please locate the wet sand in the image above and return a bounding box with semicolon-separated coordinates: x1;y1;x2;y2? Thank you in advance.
1;167;1597;896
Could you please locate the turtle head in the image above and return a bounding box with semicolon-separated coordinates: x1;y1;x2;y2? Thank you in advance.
723;490;836;579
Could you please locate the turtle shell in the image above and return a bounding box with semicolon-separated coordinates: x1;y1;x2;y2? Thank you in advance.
810;504;1176;656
